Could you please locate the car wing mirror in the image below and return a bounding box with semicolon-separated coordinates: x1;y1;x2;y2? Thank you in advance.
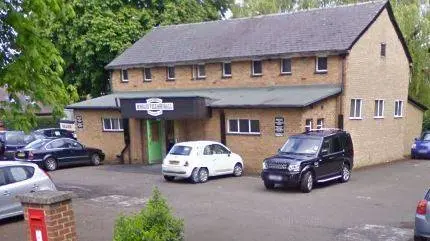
320;149;329;156
228;151;231;157
415;137;419;141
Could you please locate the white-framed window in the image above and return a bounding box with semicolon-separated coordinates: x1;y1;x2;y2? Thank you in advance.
222;62;232;77
281;58;292;74
197;64;206;78
350;99;363;119
394;100;404;118
374;99;384;118
252;60;262;76
228;119;260;134
143;68;152;81
167;66;175;80
305;119;313;131
103;118;123;132
316;118;324;129
120;69;129;82
315;56;328;73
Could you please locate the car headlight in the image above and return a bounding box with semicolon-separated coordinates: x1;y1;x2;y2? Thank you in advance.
262;161;267;170
412;144;417;149
288;163;301;172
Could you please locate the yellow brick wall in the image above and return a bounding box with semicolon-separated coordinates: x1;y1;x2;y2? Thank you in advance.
343;9;410;167
404;102;424;155
74;110;124;163
110;56;342;92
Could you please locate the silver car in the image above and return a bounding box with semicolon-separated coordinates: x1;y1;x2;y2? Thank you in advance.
0;161;56;219
415;188;430;241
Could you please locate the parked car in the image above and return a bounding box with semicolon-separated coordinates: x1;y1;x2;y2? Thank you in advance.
162;141;244;183
32;128;77;140
415;188;430;241
261;129;354;193
0;131;37;160
411;131;430;159
0;161;56;220
14;138;105;171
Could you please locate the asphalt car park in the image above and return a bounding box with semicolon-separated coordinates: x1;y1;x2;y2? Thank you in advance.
1;159;430;241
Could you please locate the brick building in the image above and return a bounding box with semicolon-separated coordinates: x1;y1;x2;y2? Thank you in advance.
68;1;426;173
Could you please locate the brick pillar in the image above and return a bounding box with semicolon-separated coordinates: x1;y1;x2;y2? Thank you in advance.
129;118;143;163
16;191;77;241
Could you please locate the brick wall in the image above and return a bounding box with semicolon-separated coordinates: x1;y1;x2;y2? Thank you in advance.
343;9;410;167
404;102;424;155
110;56;342;92
74;109;124;163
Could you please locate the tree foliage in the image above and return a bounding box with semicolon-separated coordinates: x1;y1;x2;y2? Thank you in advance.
113;187;184;241
0;0;78;131
56;0;232;99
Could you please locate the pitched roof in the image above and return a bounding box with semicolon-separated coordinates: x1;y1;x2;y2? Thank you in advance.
106;1;392;69
0;88;52;115
67;84;341;109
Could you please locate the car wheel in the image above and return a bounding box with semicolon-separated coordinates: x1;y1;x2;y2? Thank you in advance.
340;163;351;183
164;175;175;182
198;168;209;183
233;163;243;177
44;158;58;171
300;171;313;193
91;153;101;166
189;168;200;184
264;181;275;190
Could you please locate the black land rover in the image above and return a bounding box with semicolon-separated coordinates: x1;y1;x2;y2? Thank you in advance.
261;129;353;193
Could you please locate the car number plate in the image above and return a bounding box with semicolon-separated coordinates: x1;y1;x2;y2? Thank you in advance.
418;149;427;154
268;175;282;181
17;152;25;157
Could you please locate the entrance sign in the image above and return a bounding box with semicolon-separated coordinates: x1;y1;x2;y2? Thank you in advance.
120;96;209;120
135;98;174;117
275;117;284;137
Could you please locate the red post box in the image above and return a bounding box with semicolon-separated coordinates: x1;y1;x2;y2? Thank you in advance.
28;209;48;241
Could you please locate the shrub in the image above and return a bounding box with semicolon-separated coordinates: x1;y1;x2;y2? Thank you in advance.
113;188;184;241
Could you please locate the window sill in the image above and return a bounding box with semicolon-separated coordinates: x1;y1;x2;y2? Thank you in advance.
280;72;292;76
144;79;152;82
394;116;404;119
251;74;263;77
166;78;175;82
227;132;261;136
315;71;328;74
222;75;232;79
102;129;124;132
349;117;363;120
374;116;384;119
196;77;206;80
120;80;129;83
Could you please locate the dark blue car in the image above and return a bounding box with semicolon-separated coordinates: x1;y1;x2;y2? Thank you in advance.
412;132;430;159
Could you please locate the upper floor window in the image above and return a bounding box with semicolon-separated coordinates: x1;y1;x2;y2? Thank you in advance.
228;119;260;134
316;118;324;129
380;43;386;57
143;68;151;81
316;57;327;73
167;66;175;80
222;62;232;77
281;58;292;74
120;69;129;82
305;119;313;132
394;100;404;118
252;60;262;76
374;99;384;118
197;64;206;78
350;99;363;119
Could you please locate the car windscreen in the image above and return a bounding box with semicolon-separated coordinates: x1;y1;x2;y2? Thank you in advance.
5;131;27;145
422;133;430;141
280;137;322;155
25;139;50;149
169;145;192;156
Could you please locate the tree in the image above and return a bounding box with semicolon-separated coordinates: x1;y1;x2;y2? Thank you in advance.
56;0;232;99
0;0;78;131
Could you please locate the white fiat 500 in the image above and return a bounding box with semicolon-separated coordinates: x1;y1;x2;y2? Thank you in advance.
162;141;244;183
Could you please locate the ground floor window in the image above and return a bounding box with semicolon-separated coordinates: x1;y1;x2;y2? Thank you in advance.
228;119;260;134
103;118;123;131
316;118;324;129
350;99;362;119
305;119;313;132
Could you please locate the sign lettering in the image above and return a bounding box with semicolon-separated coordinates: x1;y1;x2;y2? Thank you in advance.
135;98;174;117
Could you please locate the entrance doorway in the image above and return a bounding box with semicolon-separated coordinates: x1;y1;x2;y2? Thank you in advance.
147;120;164;164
